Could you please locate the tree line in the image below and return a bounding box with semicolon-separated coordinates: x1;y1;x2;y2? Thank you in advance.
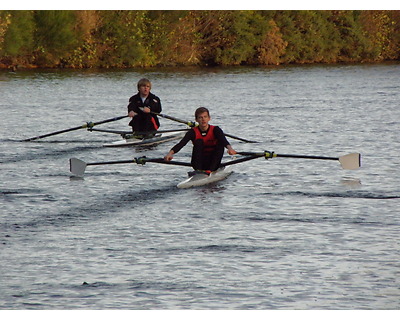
0;10;399;69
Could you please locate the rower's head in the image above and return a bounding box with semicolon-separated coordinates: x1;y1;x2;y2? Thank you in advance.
195;107;210;120
195;107;211;129
137;78;152;91
137;78;151;97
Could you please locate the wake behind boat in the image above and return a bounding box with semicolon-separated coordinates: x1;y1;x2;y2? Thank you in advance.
103;131;185;148
177;167;233;188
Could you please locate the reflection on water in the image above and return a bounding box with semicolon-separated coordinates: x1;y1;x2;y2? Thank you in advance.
341;177;362;187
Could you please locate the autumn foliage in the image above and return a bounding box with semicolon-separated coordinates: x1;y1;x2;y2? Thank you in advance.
0;10;399;69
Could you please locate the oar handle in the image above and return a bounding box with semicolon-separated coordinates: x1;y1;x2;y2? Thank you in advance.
134;157;192;167
151;111;197;127
130;128;189;135
237;151;275;158
91;115;129;126
88;128;131;135
151;111;258;144
225;133;258;143
221;154;265;167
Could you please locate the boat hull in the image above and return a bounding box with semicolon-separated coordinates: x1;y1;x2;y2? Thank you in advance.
177;166;233;188
103;132;185;148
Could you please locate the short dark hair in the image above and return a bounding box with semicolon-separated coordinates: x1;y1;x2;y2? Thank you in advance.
195;107;210;119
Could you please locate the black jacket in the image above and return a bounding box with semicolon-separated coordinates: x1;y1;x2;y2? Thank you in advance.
127;92;162;132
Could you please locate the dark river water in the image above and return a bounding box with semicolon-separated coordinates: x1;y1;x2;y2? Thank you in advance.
1;63;399;310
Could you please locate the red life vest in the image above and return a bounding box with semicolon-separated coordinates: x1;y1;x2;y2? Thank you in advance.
150;116;159;130
193;125;218;155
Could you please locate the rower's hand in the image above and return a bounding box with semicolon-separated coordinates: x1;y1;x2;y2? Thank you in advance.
128;111;137;118
227;145;237;155
164;151;174;161
142;106;151;113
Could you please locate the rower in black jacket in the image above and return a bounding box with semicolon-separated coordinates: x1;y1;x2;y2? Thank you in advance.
127;78;162;135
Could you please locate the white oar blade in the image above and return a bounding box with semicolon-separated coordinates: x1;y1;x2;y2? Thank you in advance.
69;158;87;177
338;153;361;170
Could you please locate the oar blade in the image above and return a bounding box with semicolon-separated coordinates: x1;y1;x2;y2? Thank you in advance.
69;158;87;177
338;153;361;170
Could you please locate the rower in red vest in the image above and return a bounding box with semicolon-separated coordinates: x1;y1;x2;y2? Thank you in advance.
164;107;237;173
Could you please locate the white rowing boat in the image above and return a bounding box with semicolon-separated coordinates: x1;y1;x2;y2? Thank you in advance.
177;166;233;188
103;131;185;148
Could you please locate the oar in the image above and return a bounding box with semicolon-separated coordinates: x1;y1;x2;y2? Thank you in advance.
87;128;131;135
224;133;258;144
221;154;265;167
234;151;361;170
151;111;258;143
150;111;197;128
22;115;129;141
88;127;189;135
70;156;192;177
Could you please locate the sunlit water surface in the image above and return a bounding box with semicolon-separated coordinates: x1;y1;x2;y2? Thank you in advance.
1;64;399;309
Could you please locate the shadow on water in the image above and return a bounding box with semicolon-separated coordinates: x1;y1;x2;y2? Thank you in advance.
0;143;104;164
1;185;179;233
3;182;398;236
270;190;400;200
1;137;176;165
2;135;110;144
244;214;393;227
